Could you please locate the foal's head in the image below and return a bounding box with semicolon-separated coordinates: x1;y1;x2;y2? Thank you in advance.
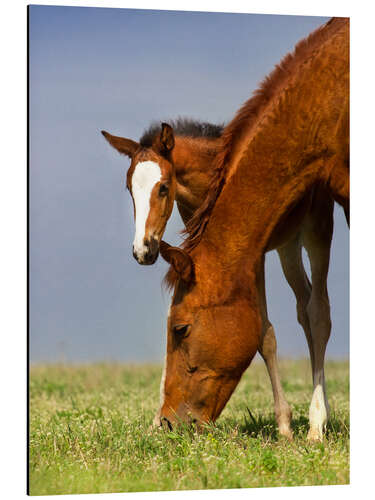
157;242;260;429
102;124;176;264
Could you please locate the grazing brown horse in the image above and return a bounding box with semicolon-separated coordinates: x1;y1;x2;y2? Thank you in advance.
102;17;348;440
155;17;348;441
102;118;335;440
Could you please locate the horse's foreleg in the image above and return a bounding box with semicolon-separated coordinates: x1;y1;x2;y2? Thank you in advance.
302;195;334;442
257;255;293;439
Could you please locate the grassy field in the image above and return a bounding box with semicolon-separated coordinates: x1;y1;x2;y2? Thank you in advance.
29;359;349;495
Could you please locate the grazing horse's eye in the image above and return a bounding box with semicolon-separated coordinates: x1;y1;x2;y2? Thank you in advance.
159;184;169;197
173;324;191;337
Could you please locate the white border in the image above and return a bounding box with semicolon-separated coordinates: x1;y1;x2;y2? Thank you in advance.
1;0;373;499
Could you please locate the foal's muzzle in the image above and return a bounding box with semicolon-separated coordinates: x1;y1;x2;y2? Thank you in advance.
132;237;159;265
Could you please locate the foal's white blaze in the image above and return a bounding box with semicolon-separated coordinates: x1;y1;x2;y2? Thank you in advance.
131;161;161;261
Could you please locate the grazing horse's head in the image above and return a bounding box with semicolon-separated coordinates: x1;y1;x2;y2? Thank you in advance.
102;124;176;265
157;242;260;429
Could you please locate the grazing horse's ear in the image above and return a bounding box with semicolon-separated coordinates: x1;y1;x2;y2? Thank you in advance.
101;130;139;158
155;123;175;156
160;241;194;283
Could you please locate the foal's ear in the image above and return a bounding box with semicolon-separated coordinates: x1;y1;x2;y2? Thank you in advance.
101;130;139;158
160;241;194;283
155;123;175;155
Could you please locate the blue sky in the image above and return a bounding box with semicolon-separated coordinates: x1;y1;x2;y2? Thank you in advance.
29;6;348;362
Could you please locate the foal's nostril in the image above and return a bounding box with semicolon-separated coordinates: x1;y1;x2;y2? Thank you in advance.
141;238;159;264
148;237;159;254
160;416;173;431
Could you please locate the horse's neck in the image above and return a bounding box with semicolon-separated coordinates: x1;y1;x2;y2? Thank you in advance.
172;136;221;221
198;26;348;277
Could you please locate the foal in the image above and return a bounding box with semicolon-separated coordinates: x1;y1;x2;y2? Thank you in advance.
102;120;222;264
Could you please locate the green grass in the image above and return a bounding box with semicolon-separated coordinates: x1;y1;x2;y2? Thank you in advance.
29;359;349;495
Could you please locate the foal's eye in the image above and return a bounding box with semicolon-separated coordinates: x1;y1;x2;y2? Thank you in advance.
159;184;169;197
173;324;191;337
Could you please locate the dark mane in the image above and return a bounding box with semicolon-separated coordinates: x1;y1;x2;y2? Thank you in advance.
181;17;347;254
140;117;224;147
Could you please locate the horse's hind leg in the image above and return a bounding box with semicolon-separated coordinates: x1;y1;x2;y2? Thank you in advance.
277;233;313;365
277;233;315;437
302;190;334;442
257;255;293;440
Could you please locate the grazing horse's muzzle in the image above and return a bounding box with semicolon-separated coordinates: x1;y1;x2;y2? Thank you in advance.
160;416;173;431
132;237;159;265
158;406;201;431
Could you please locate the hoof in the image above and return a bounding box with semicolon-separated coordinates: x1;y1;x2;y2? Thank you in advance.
279;426;293;441
307;427;324;442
